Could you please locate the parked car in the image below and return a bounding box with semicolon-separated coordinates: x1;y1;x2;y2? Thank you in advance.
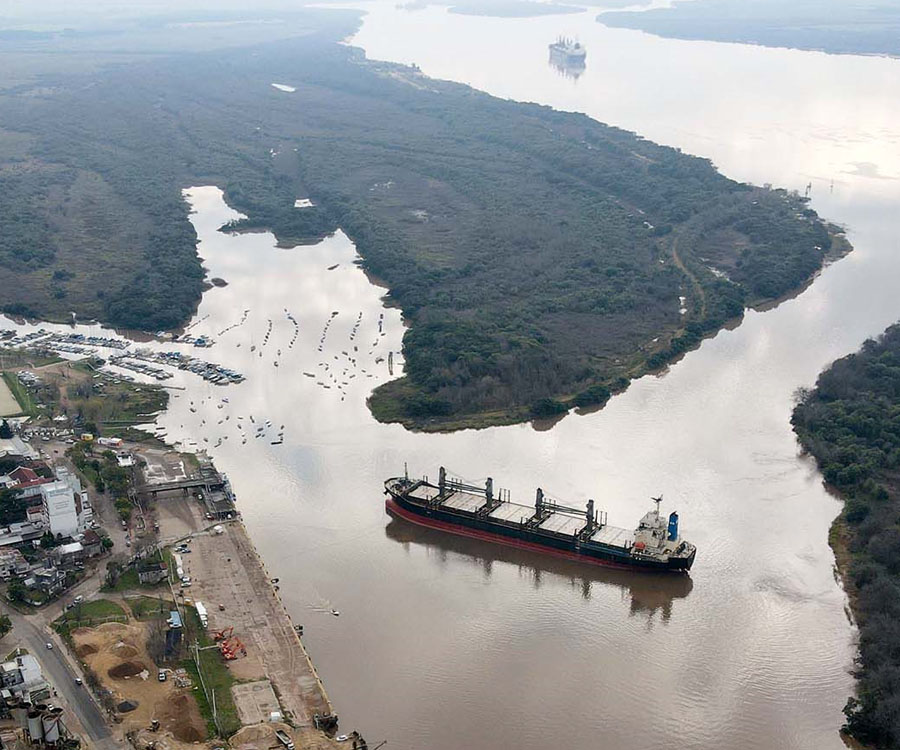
45;642;52;650
74;678;82;686
158;670;167;682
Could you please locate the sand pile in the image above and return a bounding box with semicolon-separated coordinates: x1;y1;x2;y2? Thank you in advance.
158;694;206;743
112;642;138;658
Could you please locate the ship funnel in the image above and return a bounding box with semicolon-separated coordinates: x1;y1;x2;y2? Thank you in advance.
668;511;679;541
485;477;493;501
586;499;595;530
439;466;446;494
535;488;543;512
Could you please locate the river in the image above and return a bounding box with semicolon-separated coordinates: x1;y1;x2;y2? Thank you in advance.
8;5;900;749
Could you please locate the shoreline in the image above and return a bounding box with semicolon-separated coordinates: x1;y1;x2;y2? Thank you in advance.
372;224;855;434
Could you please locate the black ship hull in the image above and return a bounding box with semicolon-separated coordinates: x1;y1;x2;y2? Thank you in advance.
386;481;694;573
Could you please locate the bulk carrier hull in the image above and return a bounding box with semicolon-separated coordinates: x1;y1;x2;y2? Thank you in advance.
385;473;696;573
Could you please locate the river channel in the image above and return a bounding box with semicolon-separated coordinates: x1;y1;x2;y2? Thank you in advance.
8;5;900;748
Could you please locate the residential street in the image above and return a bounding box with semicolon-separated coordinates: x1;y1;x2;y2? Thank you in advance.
1;602;124;750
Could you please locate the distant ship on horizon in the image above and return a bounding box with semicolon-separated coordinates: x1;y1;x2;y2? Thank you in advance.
549;37;586;79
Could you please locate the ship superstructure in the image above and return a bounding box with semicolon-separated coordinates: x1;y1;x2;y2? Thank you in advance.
385;467;695;572
549;37;587;63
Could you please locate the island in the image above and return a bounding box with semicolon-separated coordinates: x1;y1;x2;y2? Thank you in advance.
0;11;847;430
599;0;900;58
793;323;900;749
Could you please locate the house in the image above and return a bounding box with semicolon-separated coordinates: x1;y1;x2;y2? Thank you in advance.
0;654;47;700
24;506;42;526
0;522;43;550
137;560;167;585
116;452;135;468
51;542;84;567
27;566;66;596
0;438;37;463
81;529;103;558
0;549;29;581
5;467;53;500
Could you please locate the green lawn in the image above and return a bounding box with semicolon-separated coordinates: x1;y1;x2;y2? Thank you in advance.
53;598;126;634
2;372;36;417
182;606;240;737
127;595;175;620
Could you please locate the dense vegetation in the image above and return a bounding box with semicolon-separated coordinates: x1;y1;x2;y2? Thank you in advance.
0;16;841;427
793;324;900;748
600;0;900;57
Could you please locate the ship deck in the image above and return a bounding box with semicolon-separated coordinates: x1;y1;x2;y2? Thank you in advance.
589;525;633;549
488;502;532;524
539;513;584;536
442;490;487;513
405;483;634;547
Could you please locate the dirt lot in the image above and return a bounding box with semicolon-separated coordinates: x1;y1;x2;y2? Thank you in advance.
231;723;341;750
70;620;207;745
0;376;20;416
154;493;336;732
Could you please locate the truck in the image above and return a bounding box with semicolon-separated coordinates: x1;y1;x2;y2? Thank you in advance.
195;601;208;628
274;730;294;750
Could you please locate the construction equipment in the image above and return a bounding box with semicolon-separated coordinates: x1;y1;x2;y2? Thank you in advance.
219;636;247;660
274;729;295;750
212;626;234;642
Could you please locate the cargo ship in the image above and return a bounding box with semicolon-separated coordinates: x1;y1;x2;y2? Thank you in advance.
548;37;586;64
385;468;696;572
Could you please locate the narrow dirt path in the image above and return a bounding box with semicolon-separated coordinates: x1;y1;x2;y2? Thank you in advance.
669;234;706;319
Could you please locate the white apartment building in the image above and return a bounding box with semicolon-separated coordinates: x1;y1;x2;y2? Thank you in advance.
39;468;92;538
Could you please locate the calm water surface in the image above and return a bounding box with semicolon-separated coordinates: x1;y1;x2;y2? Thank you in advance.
11;9;900;749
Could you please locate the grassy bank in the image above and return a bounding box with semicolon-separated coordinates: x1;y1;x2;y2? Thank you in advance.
792;323;900;748
53;599;127;635
182;606;240;737
2;372;37;417
599;0;900;58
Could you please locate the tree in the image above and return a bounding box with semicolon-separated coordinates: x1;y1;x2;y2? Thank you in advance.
7;580;26;603
0;614;11;638
0;420;12;439
105;561;121;588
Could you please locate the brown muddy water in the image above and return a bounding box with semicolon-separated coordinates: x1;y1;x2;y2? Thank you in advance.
9;6;900;748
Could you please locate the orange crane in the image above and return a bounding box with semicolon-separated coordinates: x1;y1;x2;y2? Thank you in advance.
219;635;247;660
212;626;234;642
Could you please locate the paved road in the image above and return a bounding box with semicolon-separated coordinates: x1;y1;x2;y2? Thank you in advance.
1;603;124;750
